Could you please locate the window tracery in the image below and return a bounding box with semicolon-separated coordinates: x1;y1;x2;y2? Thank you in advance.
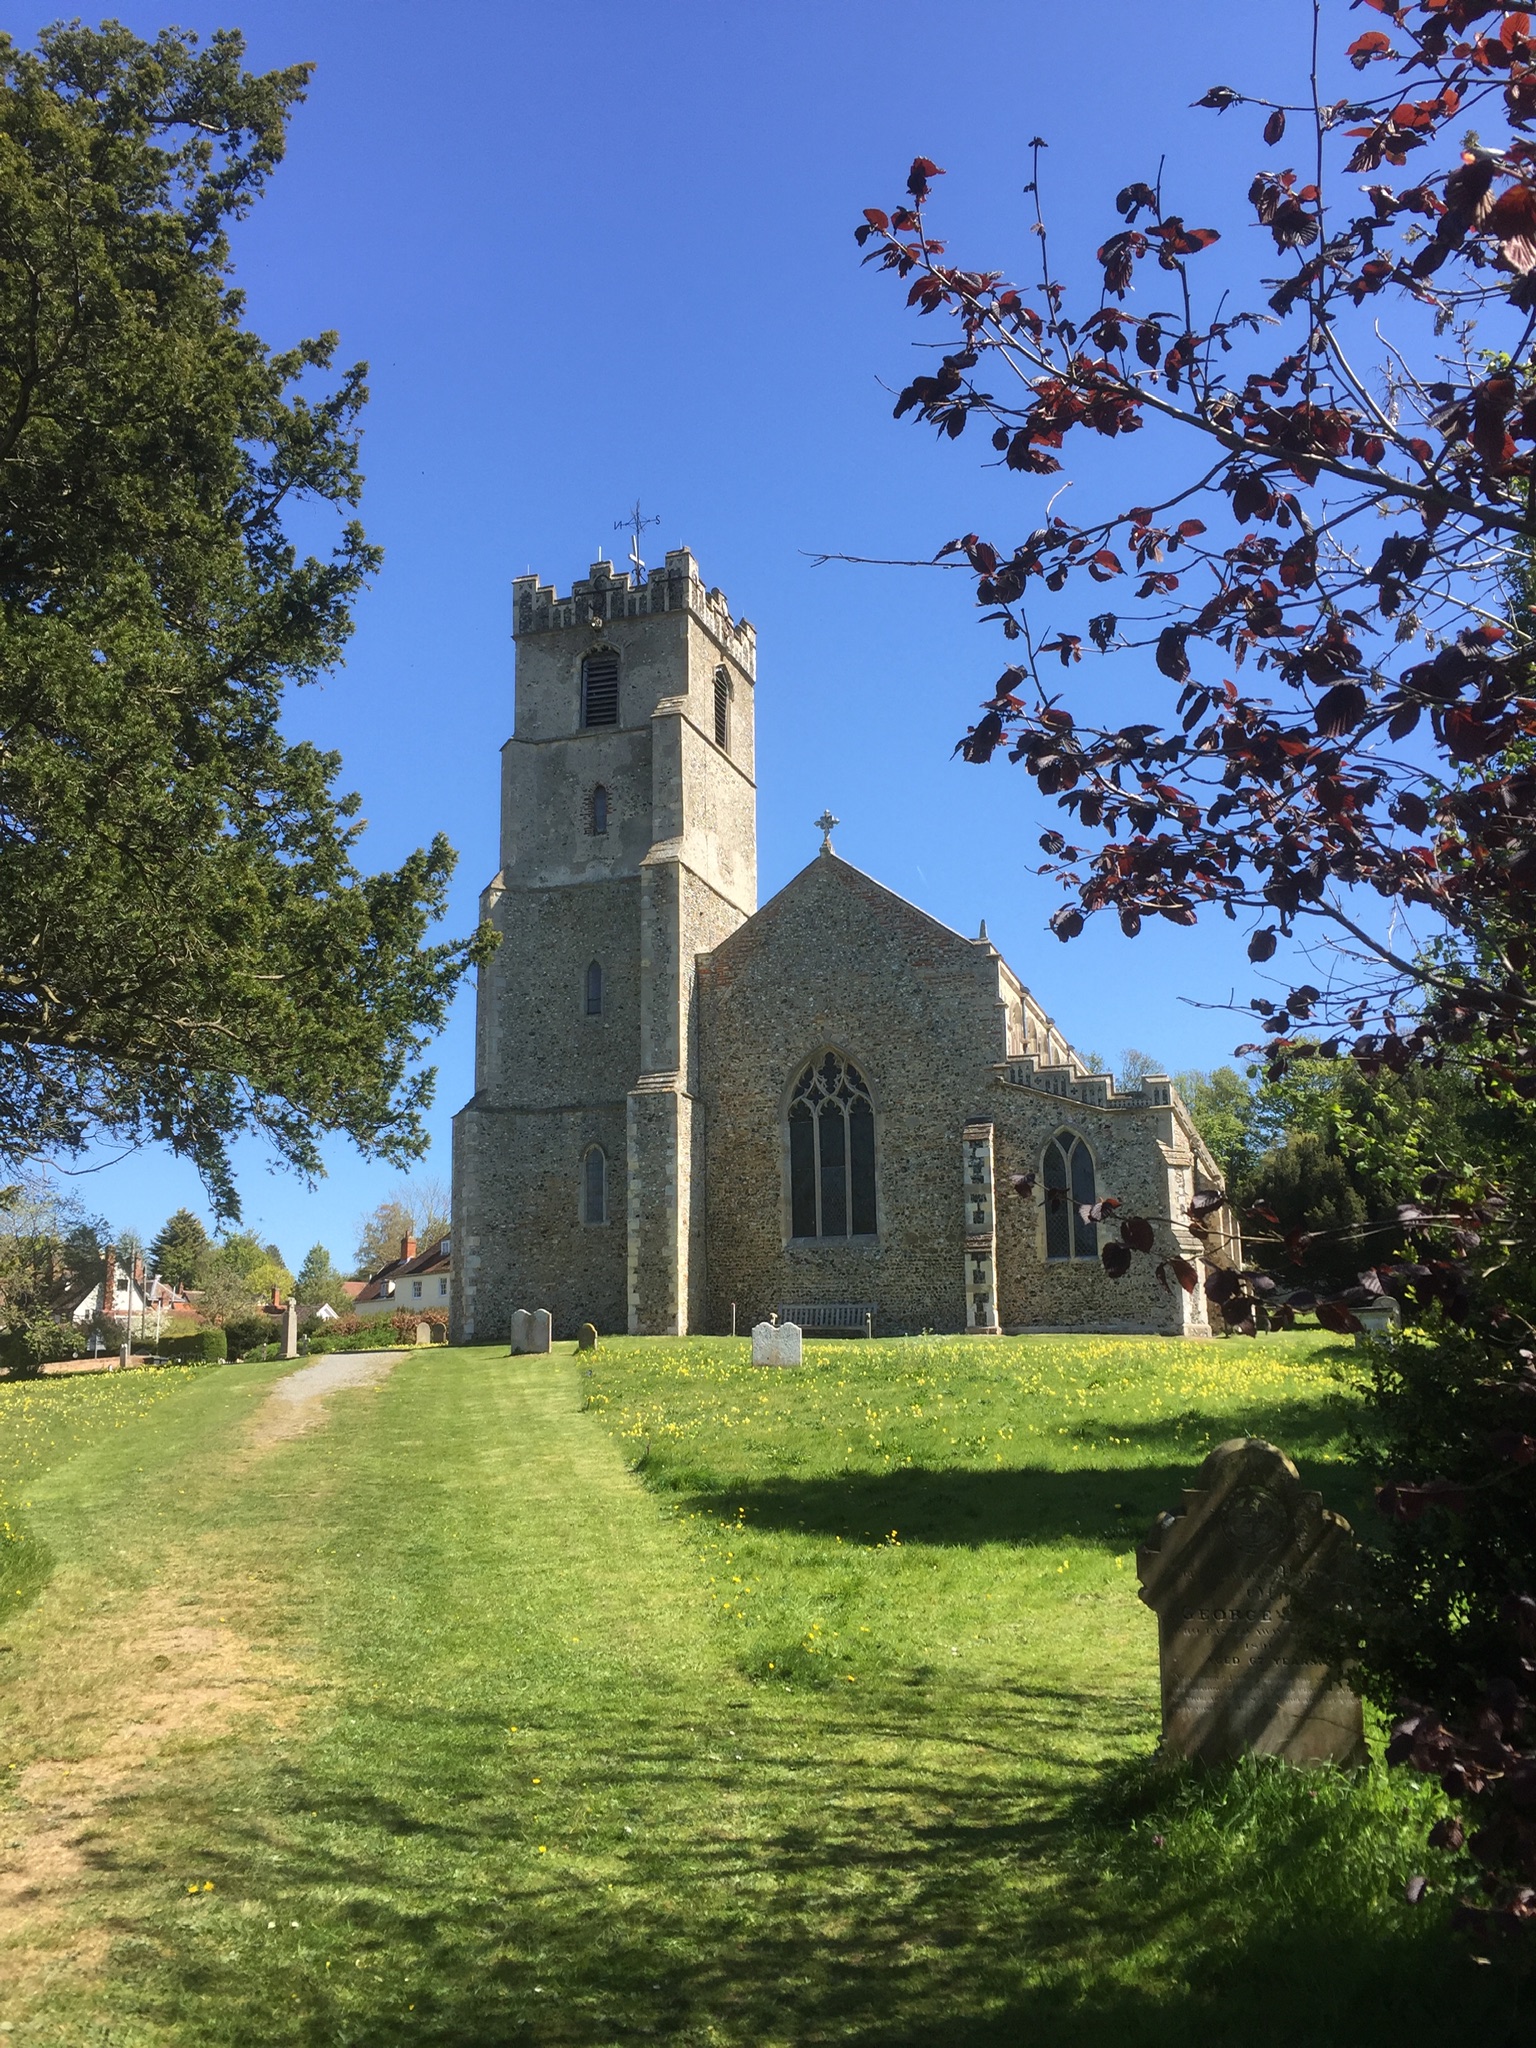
788;1051;876;1239
1043;1130;1097;1259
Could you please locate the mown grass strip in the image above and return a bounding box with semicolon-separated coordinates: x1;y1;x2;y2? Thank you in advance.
0;1338;1522;2045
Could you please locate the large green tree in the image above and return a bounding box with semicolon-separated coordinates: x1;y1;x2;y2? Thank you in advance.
148;1206;207;1289
294;1240;348;1312
0;21;492;1217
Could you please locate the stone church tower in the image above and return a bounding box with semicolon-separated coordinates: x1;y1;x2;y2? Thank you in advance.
452;550;757;1342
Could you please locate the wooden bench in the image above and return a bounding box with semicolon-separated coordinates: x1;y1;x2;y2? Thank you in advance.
778;1302;874;1338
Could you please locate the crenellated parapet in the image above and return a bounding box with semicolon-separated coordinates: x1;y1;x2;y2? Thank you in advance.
994;1054;1173;1112
512;547;756;677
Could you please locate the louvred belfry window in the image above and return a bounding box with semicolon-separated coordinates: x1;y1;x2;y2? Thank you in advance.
581;651;619;728
1043;1131;1097;1260
714;667;730;751
788;1052;877;1239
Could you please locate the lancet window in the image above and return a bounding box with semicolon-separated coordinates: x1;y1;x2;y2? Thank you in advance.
589;784;609;834
788;1051;877;1239
1043;1130;1097;1260
585;961;604;1017
714;667;731;751
582;1146;607;1225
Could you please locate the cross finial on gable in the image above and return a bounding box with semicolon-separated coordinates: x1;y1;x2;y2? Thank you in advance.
815;809;839;854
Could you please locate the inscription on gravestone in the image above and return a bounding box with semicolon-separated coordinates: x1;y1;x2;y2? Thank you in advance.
1137;1438;1364;1766
751;1319;802;1367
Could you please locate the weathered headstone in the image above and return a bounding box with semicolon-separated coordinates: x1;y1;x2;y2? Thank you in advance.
283;1298;299;1361
751;1319;802;1367
577;1323;598;1352
415;1320;432;1348
528;1309;552;1354
509;1308;531;1354
1137;1437;1364;1766
1355;1297;1402;1341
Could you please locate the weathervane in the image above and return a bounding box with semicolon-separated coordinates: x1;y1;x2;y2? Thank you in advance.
816;809;839;853
615;499;661;583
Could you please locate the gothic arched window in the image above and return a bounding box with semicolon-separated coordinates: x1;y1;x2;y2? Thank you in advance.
582;1146;607;1225
1043;1130;1098;1260
581;650;619;728
788;1051;877;1239
590;784;609;835
585;961;604;1017
714;666;731;751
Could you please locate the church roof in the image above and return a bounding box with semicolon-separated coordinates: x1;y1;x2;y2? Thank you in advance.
709;846;983;967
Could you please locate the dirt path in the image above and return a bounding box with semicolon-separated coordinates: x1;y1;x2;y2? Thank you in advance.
247;1350;405;1447
0;1351;406;1986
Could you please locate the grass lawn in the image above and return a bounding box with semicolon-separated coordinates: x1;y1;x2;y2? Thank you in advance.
0;1335;1523;2045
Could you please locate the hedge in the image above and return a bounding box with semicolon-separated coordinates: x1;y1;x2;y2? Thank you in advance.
160;1328;227;1363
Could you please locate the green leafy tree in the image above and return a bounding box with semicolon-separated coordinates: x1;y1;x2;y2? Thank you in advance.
294;1242;348;1312
149;1208;207;1290
0;22;493;1218
1173;1066;1259;1188
195;1230;290;1324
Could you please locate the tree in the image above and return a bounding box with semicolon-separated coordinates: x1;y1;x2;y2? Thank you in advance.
294;1242;349;1312
1173;1065;1261;1185
149;1208;208;1291
0;1174;101;1373
195;1231;290;1323
855;0;1536;1939
0;23;494;1219
1119;1046;1161;1087
353;1175;450;1277
855;8;1535;1099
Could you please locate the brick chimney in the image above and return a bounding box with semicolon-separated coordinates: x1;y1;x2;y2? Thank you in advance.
400;1235;417;1262
270;1283;281;1309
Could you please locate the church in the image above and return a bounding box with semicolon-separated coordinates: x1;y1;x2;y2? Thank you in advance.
450;549;1233;1344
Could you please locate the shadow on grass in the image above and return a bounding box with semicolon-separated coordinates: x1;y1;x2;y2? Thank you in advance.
678;1463;1182;1550
109;1681;1524;2048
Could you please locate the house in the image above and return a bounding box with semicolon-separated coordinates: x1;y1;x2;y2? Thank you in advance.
354;1235;452;1318
67;1247;192;1326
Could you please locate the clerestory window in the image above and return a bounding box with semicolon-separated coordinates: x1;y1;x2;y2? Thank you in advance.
1043;1130;1098;1260
585;961;604;1017
788;1051;877;1239
581;650;619;728
583;1146;607;1226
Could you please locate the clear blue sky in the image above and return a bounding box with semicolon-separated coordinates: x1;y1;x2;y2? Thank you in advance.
14;1;1329;1269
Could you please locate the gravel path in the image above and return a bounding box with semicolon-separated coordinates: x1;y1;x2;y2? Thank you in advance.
250;1350;406;1445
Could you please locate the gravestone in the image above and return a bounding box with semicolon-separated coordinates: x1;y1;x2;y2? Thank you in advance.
577;1323;598;1352
283;1299;299;1361
1136;1437;1364;1766
508;1307;552;1356
415;1320;432;1347
751;1319;802;1367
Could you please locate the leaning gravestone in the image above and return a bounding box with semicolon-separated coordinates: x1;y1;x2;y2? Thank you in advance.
577;1323;598;1352
751;1319;802;1367
1136;1437;1364;1766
